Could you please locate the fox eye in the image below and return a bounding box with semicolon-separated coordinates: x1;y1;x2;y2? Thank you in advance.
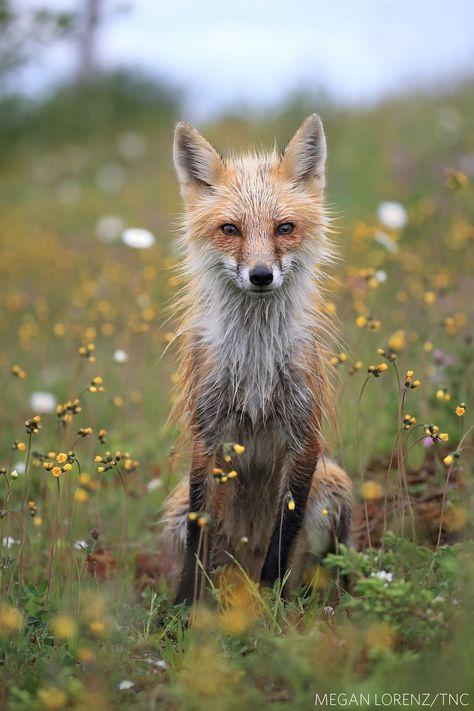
276;222;295;235
221;223;240;236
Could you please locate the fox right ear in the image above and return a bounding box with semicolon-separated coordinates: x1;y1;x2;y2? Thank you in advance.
173;122;224;190
280;114;326;186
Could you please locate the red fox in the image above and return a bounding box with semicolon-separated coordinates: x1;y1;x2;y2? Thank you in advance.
163;115;352;604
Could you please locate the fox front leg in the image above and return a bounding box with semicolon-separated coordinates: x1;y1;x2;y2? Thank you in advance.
175;438;211;605
260;444;319;593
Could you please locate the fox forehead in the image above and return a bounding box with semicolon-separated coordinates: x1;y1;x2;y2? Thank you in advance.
189;151;324;229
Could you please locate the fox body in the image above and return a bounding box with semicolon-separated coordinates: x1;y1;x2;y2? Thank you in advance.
163;115;352;604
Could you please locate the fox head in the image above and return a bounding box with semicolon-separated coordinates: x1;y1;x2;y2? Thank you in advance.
173;115;328;296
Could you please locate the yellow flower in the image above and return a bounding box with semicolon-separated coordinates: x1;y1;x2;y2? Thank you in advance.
233;444;245;455
51;614;77;640
51;467;62;478
443;454;454;466
56;452;68;464
227;470;238;479
37;686;67;710
455;403;466;417
436;388;451;402
388;329;406;352
188;512;198;521
63;463;72;472
361;481;383;500
0;603;23;634
74;488;89;504
89;620;106;636
438;433;449;442
288;500;295;511
355;315;367;328
77;646;95;663
424;291;436;305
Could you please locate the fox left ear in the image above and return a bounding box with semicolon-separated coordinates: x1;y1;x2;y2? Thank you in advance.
173;122;224;192
280;114;326;186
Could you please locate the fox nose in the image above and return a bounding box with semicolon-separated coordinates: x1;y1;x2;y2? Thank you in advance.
249;265;273;287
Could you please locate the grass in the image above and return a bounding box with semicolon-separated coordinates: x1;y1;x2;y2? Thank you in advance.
0;76;473;710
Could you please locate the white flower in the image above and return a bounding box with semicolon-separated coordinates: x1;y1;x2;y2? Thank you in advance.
121;228;156;250
96;215;124;243
144;656;167;669
30;391;57;414
118;680;135;690
113;349;128;364
13;462;25;474
375;270;387;283
73;540;88;551
371;570;393;583
377;201;407;230
374;230;399;253
147;478;162;492
3;537;19;548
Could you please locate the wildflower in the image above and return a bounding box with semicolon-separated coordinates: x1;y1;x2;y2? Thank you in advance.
118;680;135;691
188;512;198;521
287;491;296;511
77;646;95;663
424;341;433;352
436;388;451;402
233;444;245;455
387;329;406;352
10;470;18;480
367;362;389;377
122;227;156;249
28;500;37;517
37;686;67;710
371;570;393;583
377;201;407;230
227;470;238;479
89;620;106;636
322;508;329;516
75;488;89;504
424;291;437;305
368;317;381;331
361;481;383;500
56;399;81;426
25;415;41;434
376;347;397;362
403;414;417;430
79;343;96;363
445;169;468;189
424;424;449;443
443;453;460;466
455;402;466;417
13;440;26;451
98;428;107;443
404;370;421;389
11;364;27;379
0;603;23;634
197;514;209;527
355;315;367;328
329;352;348;367
78;426;93;437
348;360;363;375
88;376;104;393
30;391;57;413
56;452;68;464
51;615;77;640
113;349;128;364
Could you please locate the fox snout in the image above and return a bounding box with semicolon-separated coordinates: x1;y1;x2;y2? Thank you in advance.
238;261;283;294
249;264;273;287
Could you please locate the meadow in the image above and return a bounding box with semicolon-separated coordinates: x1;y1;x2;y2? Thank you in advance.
0;75;473;710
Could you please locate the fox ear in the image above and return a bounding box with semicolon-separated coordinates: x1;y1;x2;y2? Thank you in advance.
173;122;224;190
280;114;326;185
